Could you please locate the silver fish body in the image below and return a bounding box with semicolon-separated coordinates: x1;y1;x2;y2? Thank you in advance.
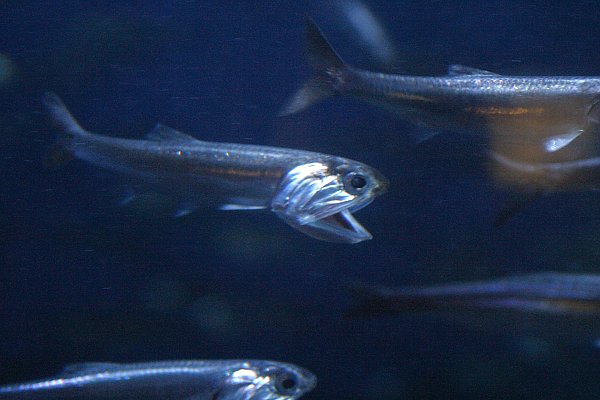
282;18;600;161
349;272;600;317
0;360;316;400
43;93;388;243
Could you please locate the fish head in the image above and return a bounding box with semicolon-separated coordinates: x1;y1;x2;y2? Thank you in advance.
271;160;388;243
220;361;316;400
256;361;317;400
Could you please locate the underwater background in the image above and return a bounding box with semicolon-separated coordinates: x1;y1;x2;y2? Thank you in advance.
3;1;600;399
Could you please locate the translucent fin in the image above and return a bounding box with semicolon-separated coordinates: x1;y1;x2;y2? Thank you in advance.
59;363;119;377
42;92;87;137
42;92;86;168
408;125;442;144
304;16;345;70
174;202;197;218
146;124;200;143
447;64;500;76
543;131;583;152
279;17;347;116
345;283;430;318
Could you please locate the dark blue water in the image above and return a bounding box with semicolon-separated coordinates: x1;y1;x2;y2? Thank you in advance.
3;1;600;399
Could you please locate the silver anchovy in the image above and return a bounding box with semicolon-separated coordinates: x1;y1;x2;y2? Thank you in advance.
348;272;600;317
0;359;316;400
43;92;388;244
281;18;600;156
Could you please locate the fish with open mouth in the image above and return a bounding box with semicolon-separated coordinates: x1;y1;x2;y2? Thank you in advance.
43;93;387;243
0;359;316;400
281;17;600;159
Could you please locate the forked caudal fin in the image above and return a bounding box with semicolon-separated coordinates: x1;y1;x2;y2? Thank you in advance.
43;92;87;137
345;283;435;318
42;92;87;168
279;17;348;116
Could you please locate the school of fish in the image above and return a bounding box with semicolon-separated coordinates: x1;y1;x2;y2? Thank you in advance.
5;9;600;400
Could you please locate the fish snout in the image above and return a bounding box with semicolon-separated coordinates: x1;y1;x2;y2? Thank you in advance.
298;368;317;394
374;174;390;196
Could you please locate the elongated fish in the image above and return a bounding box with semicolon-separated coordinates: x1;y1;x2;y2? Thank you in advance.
0;359;316;400
348;273;600;318
281;18;600;159
43;93;388;243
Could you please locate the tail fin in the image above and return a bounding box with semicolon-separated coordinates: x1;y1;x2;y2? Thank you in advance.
279;17;348;116
42;92;87;168
345;283;433;318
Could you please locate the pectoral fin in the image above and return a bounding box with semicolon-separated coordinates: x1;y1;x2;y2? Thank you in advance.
543;131;583;152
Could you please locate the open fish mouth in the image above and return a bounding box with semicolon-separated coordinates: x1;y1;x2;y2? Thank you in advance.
296;208;372;243
279;196;374;244
272;163;375;243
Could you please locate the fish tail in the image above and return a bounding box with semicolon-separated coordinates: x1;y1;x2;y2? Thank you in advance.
42;92;87;168
279;17;348;116
345;283;431;318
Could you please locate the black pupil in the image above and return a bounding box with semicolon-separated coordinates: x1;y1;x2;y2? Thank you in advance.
350;175;367;189
281;377;296;390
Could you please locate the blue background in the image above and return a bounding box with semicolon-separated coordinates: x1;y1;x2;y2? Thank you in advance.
3;1;600;399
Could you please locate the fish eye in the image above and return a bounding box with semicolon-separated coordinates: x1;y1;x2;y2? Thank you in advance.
343;172;368;194
350;175;367;189
274;372;298;394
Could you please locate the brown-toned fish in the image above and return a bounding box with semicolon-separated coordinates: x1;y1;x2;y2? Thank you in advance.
43;93;388;243
282;18;600;162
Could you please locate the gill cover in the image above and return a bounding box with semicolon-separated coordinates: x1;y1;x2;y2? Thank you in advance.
271;163;373;244
218;365;314;400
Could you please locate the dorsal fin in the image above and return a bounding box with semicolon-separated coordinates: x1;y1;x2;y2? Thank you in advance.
448;64;500;76
146;124;200;143
58;363;120;377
